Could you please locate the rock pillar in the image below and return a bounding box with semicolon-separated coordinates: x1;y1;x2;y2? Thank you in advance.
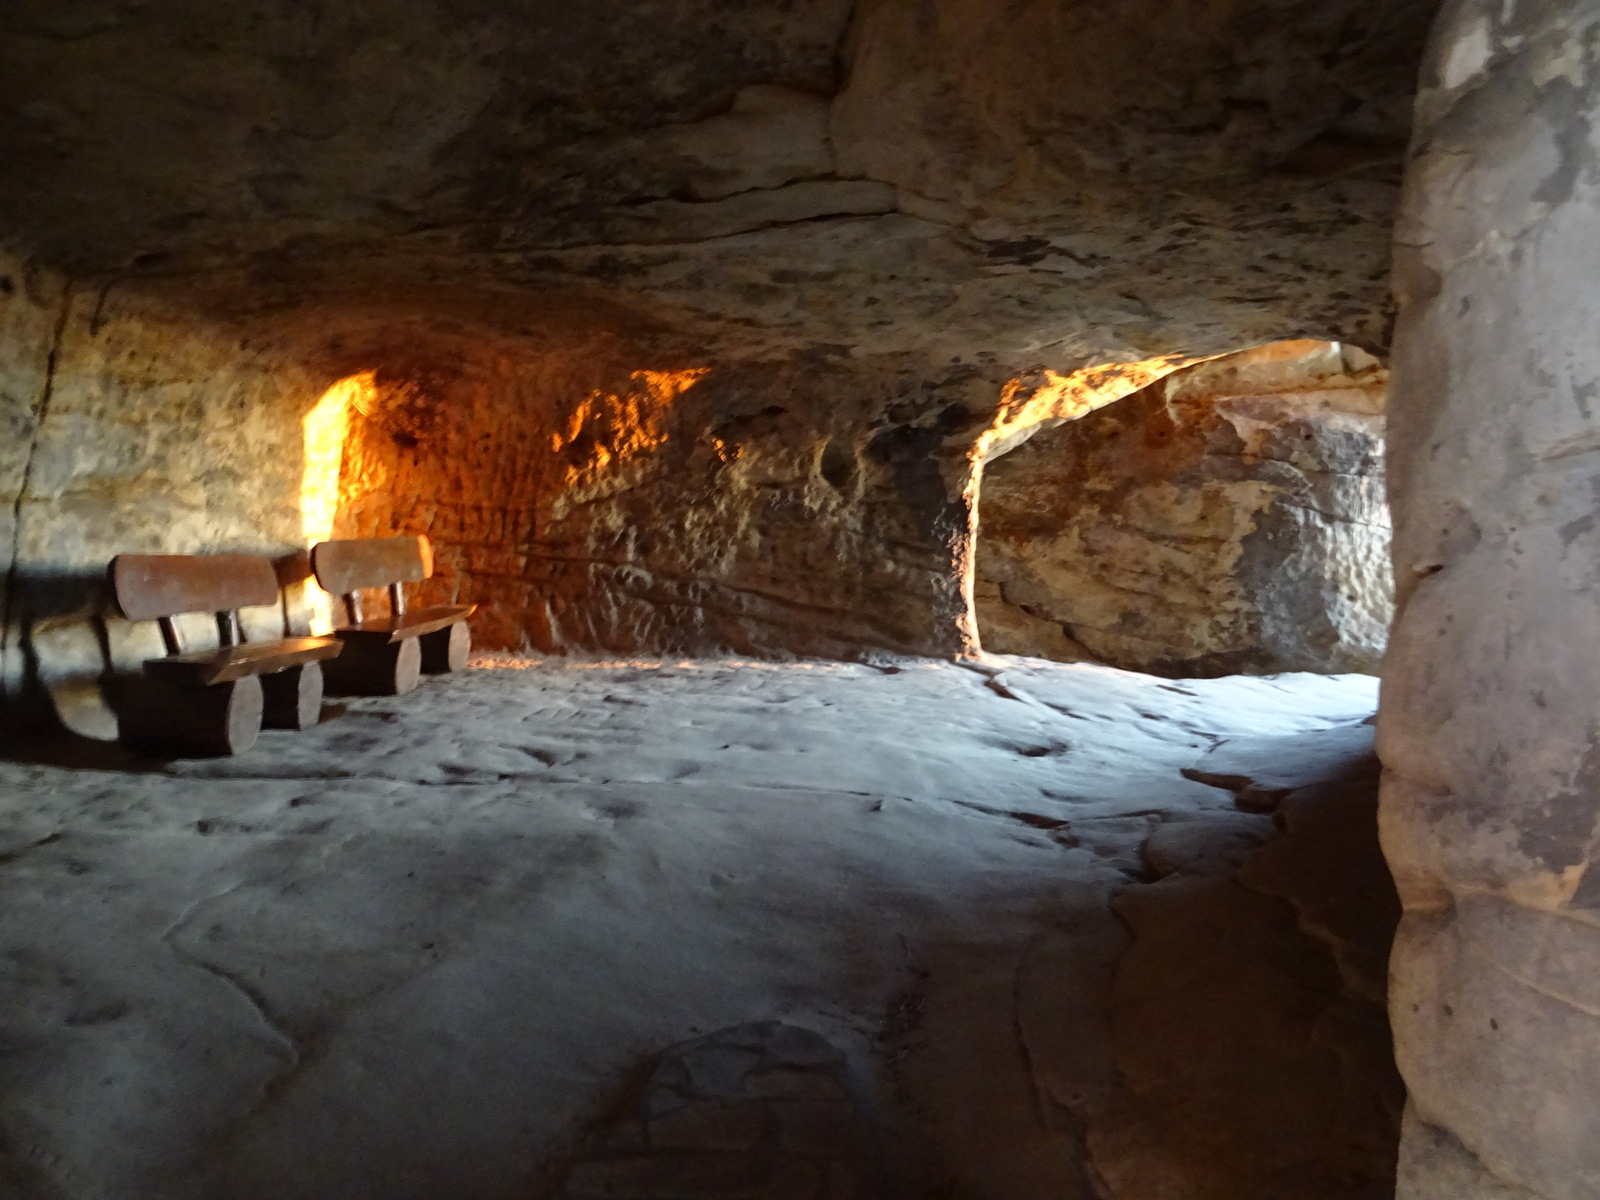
1382;4;1600;1196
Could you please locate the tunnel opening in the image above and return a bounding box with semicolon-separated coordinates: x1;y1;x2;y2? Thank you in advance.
970;340;1393;677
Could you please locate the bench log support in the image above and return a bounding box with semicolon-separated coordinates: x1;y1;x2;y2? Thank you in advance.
119;674;265;757
323;637;421;696
260;661;327;730
420;622;470;674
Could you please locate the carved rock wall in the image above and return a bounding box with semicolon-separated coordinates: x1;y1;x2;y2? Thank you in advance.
333;347;977;659
0;0;856;270
976;340;1391;676
0;266;989;734
1381;5;1600;1198
0;251;320;737
1;0;1433;280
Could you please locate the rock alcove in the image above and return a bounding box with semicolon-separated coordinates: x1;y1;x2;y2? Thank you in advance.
3;2;1598;1199
974;338;1392;675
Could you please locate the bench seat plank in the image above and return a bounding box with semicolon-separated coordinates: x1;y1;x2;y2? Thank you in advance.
144;636;344;686
333;604;476;645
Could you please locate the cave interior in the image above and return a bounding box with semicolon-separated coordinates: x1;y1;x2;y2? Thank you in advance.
2;2;1598;1199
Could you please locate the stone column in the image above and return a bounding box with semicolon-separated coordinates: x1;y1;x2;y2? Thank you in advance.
1382;3;1600;1197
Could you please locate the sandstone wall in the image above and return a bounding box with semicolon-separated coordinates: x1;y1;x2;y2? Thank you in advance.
977;341;1391;676
0;0;1431;384
0;0;854;270
0;264;994;737
332;345;980;659
1381;4;1600;1197
1;0;1433;281
0;252;321;737
835;0;1435;206
0;269;1401;745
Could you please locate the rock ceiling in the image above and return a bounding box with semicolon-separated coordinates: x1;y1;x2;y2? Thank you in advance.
0;0;1440;370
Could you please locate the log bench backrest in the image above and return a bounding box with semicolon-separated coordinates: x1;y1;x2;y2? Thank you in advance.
111;554;281;655
311;536;433;594
311;536;433;622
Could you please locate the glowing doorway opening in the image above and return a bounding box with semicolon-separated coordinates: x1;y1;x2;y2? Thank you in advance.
300;372;374;633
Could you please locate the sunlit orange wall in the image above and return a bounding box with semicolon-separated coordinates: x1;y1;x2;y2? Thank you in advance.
320;358;721;653
299;372;375;632
295;338;1236;661
298;350;1227;658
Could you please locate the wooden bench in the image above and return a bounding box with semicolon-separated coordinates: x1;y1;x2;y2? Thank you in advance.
111;553;343;756
310;535;475;695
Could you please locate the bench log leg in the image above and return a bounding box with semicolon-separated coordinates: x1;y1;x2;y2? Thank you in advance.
324;636;421;696
118;674;264;757
261;661;325;730
420;622;470;674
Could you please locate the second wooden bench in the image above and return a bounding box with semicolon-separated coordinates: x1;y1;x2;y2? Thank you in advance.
311;534;475;695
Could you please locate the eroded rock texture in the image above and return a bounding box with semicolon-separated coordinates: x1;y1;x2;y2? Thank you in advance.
0;0;1437;732
1381;5;1600;1198
0;255;321;736
976;340;1391;675
556;1022;883;1199
331;346;976;659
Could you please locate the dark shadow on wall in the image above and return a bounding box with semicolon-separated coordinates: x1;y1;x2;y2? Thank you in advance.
0;563;138;767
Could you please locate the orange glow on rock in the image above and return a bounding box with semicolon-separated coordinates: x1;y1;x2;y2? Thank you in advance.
301;373;373;545
300;372;374;632
551;368;710;480
975;354;1201;465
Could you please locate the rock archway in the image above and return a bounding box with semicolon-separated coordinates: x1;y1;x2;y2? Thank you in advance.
972;339;1393;676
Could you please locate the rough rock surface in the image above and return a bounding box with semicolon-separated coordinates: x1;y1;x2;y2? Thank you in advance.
556;1022;882;1199
0;254;322;737
0;0;1435;305
328;345;974;661
976;340;1391;675
1380;5;1600;1198
0;656;1399;1199
0;0;1439;732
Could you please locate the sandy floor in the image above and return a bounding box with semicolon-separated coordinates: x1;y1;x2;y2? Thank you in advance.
0;656;1391;1200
